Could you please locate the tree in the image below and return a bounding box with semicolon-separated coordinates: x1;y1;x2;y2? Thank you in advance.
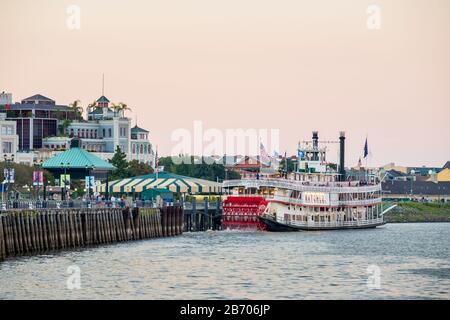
86;101;98;118
279;157;296;174
156;156;240;181
328;163;338;171
111;103;121;116
127;160;153;177
69;99;83;120
59;119;72;136
109;146;128;180
0;162;54;190
118;102;131;117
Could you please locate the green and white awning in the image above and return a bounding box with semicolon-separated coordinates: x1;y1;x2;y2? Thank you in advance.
97;172;222;194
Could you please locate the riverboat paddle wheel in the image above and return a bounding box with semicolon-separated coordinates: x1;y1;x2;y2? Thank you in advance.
222;196;268;230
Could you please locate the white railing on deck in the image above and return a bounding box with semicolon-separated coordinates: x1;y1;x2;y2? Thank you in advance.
224;193;382;206
223;179;381;193
264;215;384;228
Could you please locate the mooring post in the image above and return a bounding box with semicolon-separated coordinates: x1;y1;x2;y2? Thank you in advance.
215;200;220;230
192;198;196;232
204;198;209;231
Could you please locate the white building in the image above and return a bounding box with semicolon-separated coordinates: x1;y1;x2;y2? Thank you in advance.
0;112;18;160
42;95;155;167
0;92;12;105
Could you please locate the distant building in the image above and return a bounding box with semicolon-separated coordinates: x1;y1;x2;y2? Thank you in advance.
407;165;442;176
382;180;449;202
436;168;450;182
5;94;76;151
0;92;12;105
0;92;155;167
225;156;274;178
384;169;408;181
442;161;450;170
381;163;408;174
66;95;154;166
0;112;18;160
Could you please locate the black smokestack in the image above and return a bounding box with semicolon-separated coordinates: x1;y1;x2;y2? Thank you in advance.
312;131;319;161
312;131;318;148
339;131;346;181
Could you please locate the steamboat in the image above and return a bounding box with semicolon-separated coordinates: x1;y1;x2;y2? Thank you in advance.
222;131;396;231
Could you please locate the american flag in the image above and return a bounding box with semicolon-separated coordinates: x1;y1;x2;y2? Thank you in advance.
260;142;271;166
155;147;159;171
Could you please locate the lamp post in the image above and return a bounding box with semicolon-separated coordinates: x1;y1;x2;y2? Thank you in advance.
4;154;15;208
35;159;43;202
410;169;415;201
60;161;71;201
105;171;109;201
85;164;95;200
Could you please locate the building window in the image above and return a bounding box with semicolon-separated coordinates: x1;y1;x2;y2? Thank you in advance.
140;144;144;154
132;144;136;154
102;128;106;137
2;141;12;153
109;128;112;137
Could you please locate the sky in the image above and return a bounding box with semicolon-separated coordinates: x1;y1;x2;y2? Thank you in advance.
1;0;449;167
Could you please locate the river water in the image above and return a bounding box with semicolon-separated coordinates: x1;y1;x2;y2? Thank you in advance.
0;223;449;299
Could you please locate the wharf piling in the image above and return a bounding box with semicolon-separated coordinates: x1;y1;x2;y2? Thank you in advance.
0;206;183;262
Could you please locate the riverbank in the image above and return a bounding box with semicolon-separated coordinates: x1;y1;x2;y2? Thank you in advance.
384;202;450;223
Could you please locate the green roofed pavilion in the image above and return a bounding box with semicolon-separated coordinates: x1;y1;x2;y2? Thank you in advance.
43;148;115;170
42;148;115;182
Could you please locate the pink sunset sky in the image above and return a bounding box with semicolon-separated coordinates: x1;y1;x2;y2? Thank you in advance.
1;0;449;167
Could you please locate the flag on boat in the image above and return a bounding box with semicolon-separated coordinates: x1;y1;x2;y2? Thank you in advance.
363;138;368;158
260;142;271;166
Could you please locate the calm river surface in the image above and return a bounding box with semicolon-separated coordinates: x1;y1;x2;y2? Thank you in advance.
0;223;449;299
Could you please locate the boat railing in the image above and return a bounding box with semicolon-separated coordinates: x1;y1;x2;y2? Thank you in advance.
223;179;381;193
225;194;382;206
263;215;384;228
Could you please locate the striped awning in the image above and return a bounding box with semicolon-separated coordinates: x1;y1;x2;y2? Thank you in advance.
97;172;222;194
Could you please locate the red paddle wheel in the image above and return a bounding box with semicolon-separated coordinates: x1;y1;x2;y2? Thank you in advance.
222;196;268;230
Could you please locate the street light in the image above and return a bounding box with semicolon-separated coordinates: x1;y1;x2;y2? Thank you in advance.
410;169;415;200
3;154;15;207
85;164;95;200
60;161;71;201
35;159;43;202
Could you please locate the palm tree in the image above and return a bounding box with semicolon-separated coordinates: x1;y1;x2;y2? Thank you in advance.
86;101;98;120
111;103;121;116
60;119;72;136
118;102;132;117
69;100;83;120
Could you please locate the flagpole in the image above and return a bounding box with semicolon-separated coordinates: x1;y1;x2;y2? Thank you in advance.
365;134;368;183
155;145;158;181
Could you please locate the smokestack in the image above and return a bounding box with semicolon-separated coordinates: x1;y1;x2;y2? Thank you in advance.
312;131;318;149
339;131;346;181
312;131;319;161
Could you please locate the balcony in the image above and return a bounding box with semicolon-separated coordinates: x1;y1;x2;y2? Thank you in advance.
223;178;382;194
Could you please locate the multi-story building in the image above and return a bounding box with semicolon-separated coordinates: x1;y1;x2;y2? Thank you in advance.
0;91;12;105
130;125;152;163
5;94;76;151
61;95;154;166
1;92;154;167
0;113;19;160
